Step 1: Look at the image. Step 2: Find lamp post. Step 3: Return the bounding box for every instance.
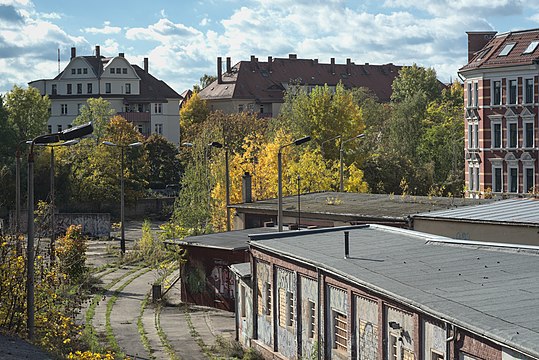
[278,136,311,232]
[209,141,231,231]
[339,133,365,192]
[103,141,143,255]
[35,139,80,261]
[26,122,93,340]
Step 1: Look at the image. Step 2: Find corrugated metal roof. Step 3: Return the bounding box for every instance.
[249,225,539,357]
[413,198,539,226]
[230,262,251,278]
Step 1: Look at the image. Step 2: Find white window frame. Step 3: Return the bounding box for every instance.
[491,121,502,149]
[524,78,534,104]
[524,120,534,148]
[61,104,68,115]
[77,103,83,115]
[524,166,535,194]
[467,82,473,107]
[491,79,502,106]
[125,83,131,94]
[508,166,518,193]
[155,123,163,135]
[105,82,111,94]
[469,164,475,191]
[507,79,518,105]
[507,121,518,149]
[492,165,503,193]
[154,103,162,114]
[473,82,479,107]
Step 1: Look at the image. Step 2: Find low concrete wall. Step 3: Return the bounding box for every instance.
[11,212,111,238]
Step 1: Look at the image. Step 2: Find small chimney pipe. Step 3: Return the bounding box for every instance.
[344,231,350,259]
[242,172,252,203]
[119,52,124,58]
[346,58,351,75]
[144,57,148,72]
[70,47,76,60]
[217,57,223,84]
[95,45,100,59]
[268,56,272,73]
[226,57,231,73]
[331,57,335,75]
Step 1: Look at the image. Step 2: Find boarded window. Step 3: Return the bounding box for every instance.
[334,311,347,352]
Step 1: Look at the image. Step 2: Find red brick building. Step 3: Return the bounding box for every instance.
[459,30,539,197]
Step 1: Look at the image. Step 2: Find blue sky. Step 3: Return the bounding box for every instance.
[0,0,538,95]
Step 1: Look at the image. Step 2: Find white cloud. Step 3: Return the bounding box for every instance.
[199,17,210,26]
[383,0,523,16]
[83,23,122,35]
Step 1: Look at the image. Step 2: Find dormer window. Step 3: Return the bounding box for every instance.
[498,43,515,57]
[523,41,539,54]
[110,68,115,74]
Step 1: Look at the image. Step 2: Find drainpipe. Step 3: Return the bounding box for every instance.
[446,323,455,359]
[317,267,322,360]
[234,276,239,341]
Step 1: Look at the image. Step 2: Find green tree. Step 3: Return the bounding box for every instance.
[144,134,183,187]
[193,74,217,92]
[73,97,115,143]
[5,85,50,142]
[180,92,210,132]
[390,64,441,104]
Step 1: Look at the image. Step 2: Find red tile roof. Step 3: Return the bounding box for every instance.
[199,56,402,103]
[460,29,539,72]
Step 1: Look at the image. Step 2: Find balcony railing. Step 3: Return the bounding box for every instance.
[117,112,151,123]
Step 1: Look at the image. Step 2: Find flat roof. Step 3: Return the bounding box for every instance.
[167,226,278,251]
[233,192,491,222]
[413,197,539,226]
[230,262,251,278]
[249,225,539,358]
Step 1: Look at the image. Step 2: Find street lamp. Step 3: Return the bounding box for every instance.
[35,139,80,262]
[209,141,231,231]
[278,136,311,232]
[339,133,364,192]
[26,122,93,340]
[102,141,143,254]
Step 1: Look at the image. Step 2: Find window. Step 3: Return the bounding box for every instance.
[508,122,517,148]
[474,124,479,149]
[469,165,475,191]
[240,285,246,318]
[116,67,121,74]
[509,167,518,193]
[468,124,473,149]
[47,125,52,133]
[122,68,127,74]
[155,123,163,135]
[333,311,347,352]
[61,104,68,115]
[498,43,515,56]
[125,83,131,94]
[467,83,472,107]
[57,124,63,132]
[523,41,539,54]
[492,123,502,148]
[279,289,294,327]
[67,84,72,94]
[525,78,534,104]
[475,168,480,192]
[493,166,502,192]
[77,83,82,94]
[238,104,244,112]
[525,167,535,193]
[51,84,57,95]
[105,83,111,94]
[77,68,82,74]
[265,283,271,316]
[524,122,534,148]
[77,103,83,115]
[71,68,76,75]
[308,300,315,339]
[87,83,92,94]
[431,350,444,360]
[508,79,517,105]
[389,333,399,360]
[110,68,115,74]
[257,279,271,317]
[492,80,501,105]
[83,68,88,74]
[137,124,143,133]
[154,103,162,113]
[473,82,478,107]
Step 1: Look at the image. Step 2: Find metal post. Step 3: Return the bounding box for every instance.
[15,148,21,255]
[278,150,283,232]
[225,148,231,231]
[120,146,126,254]
[50,147,55,262]
[339,143,344,192]
[297,174,301,229]
[26,151,35,340]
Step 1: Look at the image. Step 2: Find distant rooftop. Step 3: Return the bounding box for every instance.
[249,225,539,358]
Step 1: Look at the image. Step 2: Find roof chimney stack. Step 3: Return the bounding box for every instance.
[95,45,100,59]
[226,57,231,73]
[70,47,76,60]
[144,57,148,73]
[289,54,297,59]
[344,231,350,259]
[217,57,223,84]
[331,57,335,75]
[242,172,252,203]
[466,31,497,62]
[119,52,124,58]
[346,58,351,75]
[268,56,272,73]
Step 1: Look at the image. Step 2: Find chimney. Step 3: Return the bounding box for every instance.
[346,58,351,75]
[95,45,100,59]
[226,57,231,73]
[144,57,148,73]
[217,57,223,84]
[467,31,497,62]
[331,58,335,75]
[242,172,252,203]
[70,47,76,60]
[344,231,350,259]
[268,56,272,73]
[289,54,297,59]
[119,52,124,58]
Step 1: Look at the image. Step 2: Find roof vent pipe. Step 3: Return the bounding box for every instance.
[217,57,223,84]
[144,57,148,73]
[70,47,76,60]
[95,45,100,59]
[344,231,350,259]
[331,57,335,75]
[226,57,231,73]
[346,58,351,75]
[268,56,272,73]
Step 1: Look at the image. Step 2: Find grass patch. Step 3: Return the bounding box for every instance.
[137,293,155,360]
[155,304,180,360]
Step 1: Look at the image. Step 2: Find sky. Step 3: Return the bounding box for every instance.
[0,0,538,95]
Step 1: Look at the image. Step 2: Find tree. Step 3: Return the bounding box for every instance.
[179,92,210,133]
[5,85,50,142]
[390,64,441,104]
[73,97,115,143]
[194,74,217,92]
[144,134,183,187]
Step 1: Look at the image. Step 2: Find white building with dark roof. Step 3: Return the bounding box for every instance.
[29,46,182,144]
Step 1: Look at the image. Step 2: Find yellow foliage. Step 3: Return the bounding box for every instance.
[344,163,369,193]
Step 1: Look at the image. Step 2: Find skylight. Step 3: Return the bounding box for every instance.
[498,43,516,56]
[475,47,491,62]
[523,40,539,54]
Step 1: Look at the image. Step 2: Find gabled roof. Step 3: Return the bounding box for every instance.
[199,56,402,103]
[249,225,539,358]
[460,28,539,72]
